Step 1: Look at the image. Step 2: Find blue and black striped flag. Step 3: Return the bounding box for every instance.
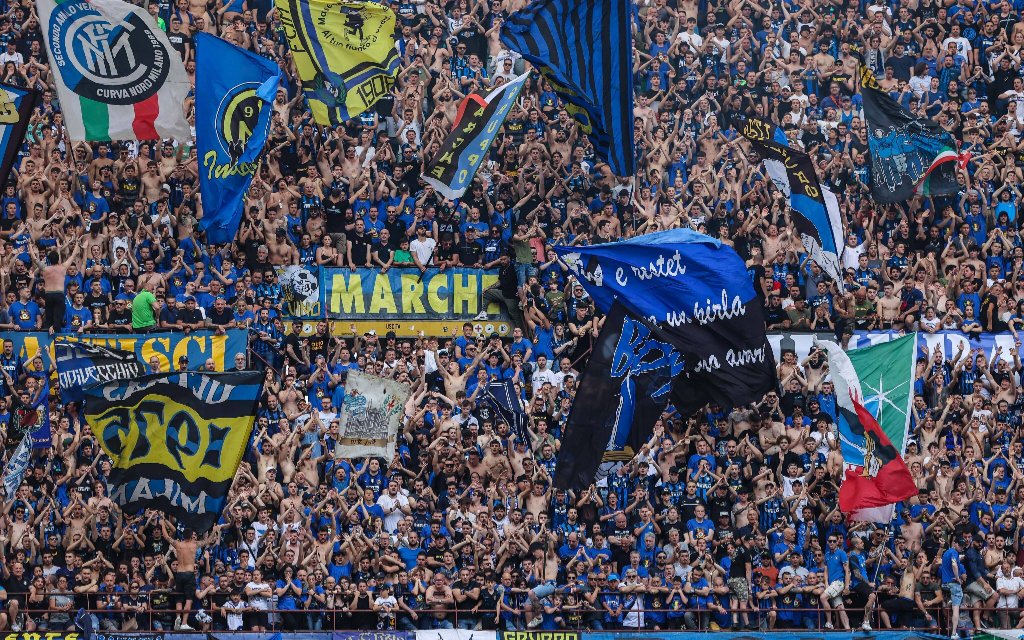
[500,0,635,177]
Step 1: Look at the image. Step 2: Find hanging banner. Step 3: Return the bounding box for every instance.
[37,0,191,141]
[4,330,248,372]
[336,371,410,460]
[279,265,322,319]
[319,267,506,321]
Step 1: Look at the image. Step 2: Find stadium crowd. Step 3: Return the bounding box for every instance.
[1,0,1024,634]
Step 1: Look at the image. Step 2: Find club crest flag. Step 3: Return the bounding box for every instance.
[195,33,282,244]
[336,371,409,460]
[37,0,191,141]
[0,83,37,185]
[54,340,143,405]
[83,371,264,529]
[275,0,399,124]
[424,73,529,199]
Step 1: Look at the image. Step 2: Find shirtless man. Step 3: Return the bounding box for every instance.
[166,524,200,630]
[876,282,901,327]
[31,239,82,334]
[879,556,932,628]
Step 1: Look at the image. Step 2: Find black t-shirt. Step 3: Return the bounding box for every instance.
[456,241,482,266]
[108,307,132,329]
[208,306,234,326]
[349,232,372,265]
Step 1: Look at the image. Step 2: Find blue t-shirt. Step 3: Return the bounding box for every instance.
[940,547,964,584]
[823,547,848,584]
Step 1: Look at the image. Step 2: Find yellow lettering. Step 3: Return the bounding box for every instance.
[426,272,450,314]
[452,272,478,315]
[399,272,426,314]
[329,273,365,314]
[140,337,171,375]
[369,274,398,314]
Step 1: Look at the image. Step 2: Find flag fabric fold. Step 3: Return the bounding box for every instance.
[859,63,966,202]
[54,340,143,406]
[555,301,683,491]
[837,396,919,515]
[741,117,844,283]
[37,0,191,141]
[500,0,635,176]
[195,33,283,244]
[0,83,37,185]
[2,433,31,498]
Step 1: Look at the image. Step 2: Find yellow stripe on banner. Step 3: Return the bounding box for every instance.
[293,320,513,338]
[88,395,254,484]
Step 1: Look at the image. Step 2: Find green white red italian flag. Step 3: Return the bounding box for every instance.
[915,146,971,196]
[37,0,191,141]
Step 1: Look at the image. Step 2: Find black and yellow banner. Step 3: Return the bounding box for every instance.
[83,371,263,529]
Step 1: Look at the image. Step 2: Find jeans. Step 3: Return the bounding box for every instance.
[457,617,478,630]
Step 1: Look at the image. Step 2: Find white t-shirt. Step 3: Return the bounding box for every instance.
[410,237,436,265]
[223,600,247,630]
[245,582,271,610]
[377,492,410,533]
[997,574,1024,608]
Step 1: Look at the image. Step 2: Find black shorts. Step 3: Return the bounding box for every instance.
[245,611,268,628]
[852,582,873,599]
[174,571,197,600]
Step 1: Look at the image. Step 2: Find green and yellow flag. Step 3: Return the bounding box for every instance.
[276,0,399,124]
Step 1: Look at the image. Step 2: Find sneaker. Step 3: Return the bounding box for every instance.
[174,619,182,631]
[951,634,960,640]
[473,312,488,320]
[10,623,21,632]
[825,622,835,630]
[527,616,542,629]
[862,620,872,631]
[179,623,194,631]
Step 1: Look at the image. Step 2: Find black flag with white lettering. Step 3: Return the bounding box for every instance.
[55,340,144,406]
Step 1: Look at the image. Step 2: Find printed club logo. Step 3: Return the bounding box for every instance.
[48,1,170,105]
[216,83,263,163]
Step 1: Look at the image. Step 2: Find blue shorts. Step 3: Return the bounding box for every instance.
[943,582,964,606]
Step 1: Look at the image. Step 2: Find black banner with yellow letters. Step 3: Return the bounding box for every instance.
[83,371,263,529]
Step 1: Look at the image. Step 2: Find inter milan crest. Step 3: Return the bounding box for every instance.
[47,1,171,104]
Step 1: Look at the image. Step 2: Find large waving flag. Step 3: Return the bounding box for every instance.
[821,334,918,521]
[556,301,684,491]
[84,371,263,529]
[37,0,191,141]
[195,34,282,244]
[554,230,777,490]
[275,0,399,124]
[424,73,530,199]
[859,63,966,202]
[500,0,635,177]
[556,229,776,414]
[742,118,844,283]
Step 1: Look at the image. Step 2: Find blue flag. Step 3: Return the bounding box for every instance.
[500,0,635,176]
[483,379,529,441]
[195,33,282,244]
[556,229,776,413]
[29,381,51,449]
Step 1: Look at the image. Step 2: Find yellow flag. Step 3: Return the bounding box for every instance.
[276,0,399,123]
